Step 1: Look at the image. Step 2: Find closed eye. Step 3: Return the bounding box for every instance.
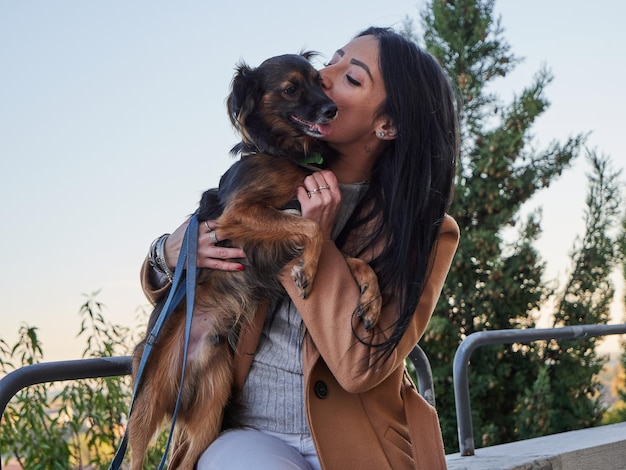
[324,55,361,86]
[347,75,361,86]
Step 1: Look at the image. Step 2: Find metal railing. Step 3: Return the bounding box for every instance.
[409,344,436,407]
[2,325,626,462]
[0,345,434,430]
[453,323,626,456]
[0,356,132,422]
[0,349,432,470]
[0,348,435,468]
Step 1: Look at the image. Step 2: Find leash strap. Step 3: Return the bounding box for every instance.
[110,214,200,469]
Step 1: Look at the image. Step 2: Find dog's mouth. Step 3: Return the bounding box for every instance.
[290,115,333,137]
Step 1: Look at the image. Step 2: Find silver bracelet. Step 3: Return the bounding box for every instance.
[149,234,174,282]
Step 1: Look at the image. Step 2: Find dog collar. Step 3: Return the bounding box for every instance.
[299,152,324,166]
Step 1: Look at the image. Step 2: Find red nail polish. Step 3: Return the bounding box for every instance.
[237,265,245,271]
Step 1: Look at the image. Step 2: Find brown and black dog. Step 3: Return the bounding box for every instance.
[127,52,382,469]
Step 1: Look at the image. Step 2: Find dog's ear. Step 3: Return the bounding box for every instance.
[299,50,320,63]
[197,188,222,221]
[227,62,258,132]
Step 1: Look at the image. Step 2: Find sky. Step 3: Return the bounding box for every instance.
[1,1,625,363]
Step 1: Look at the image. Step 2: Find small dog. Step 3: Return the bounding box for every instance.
[127,52,381,469]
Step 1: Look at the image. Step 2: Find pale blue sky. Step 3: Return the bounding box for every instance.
[1,1,624,361]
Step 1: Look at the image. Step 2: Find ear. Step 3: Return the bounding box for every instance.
[375,118,397,140]
[227,63,257,131]
[300,50,320,63]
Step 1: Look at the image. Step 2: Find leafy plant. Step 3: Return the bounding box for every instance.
[1,325,72,469]
[0,293,167,469]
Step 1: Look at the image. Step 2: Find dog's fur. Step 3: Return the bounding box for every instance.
[127,52,381,469]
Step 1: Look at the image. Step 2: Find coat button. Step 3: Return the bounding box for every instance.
[314,380,328,399]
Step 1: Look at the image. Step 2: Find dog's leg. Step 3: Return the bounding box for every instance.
[216,208,323,298]
[172,343,234,469]
[128,314,187,470]
[345,257,382,330]
[288,218,324,298]
[127,375,168,470]
[167,427,190,469]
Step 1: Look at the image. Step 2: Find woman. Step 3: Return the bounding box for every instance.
[143,27,460,469]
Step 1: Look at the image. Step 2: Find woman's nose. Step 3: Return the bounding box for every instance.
[319,68,331,90]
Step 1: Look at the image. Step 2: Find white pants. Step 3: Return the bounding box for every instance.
[196,428,321,470]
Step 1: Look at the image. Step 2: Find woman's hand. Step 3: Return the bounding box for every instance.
[296,170,341,240]
[161,170,339,273]
[163,218,246,272]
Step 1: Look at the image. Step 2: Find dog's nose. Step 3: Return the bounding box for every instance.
[322,103,338,120]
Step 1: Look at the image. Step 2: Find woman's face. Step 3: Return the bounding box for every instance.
[319,35,389,147]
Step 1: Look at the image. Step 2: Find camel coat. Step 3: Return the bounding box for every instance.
[141,215,459,470]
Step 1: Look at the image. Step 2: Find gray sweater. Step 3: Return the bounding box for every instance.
[239,182,368,433]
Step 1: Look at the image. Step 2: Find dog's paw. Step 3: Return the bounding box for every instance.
[291,260,311,298]
[355,283,382,331]
[344,256,382,331]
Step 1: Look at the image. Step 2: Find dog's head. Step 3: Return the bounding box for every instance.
[227,52,337,163]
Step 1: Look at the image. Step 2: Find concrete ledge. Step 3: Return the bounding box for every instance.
[445,421,626,470]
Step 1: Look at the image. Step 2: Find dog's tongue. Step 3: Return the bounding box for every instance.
[312,123,332,136]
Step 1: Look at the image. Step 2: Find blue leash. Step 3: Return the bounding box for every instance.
[110,214,200,469]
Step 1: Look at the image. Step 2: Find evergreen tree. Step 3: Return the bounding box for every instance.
[515,364,555,439]
[518,153,623,438]
[606,208,626,423]
[414,0,584,450]
[547,154,621,427]
[620,213,626,408]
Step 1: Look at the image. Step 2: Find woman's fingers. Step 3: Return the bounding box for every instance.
[201,258,246,271]
[199,219,246,270]
[159,217,246,272]
[198,243,246,271]
[299,170,341,239]
[303,171,334,198]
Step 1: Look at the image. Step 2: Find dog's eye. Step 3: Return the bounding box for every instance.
[283,85,298,95]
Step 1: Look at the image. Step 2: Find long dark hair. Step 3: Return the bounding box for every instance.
[336,27,459,358]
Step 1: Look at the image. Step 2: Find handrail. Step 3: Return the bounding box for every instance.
[0,356,132,422]
[0,345,435,418]
[408,344,436,407]
[453,324,626,456]
[6,325,623,461]
[0,345,434,454]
